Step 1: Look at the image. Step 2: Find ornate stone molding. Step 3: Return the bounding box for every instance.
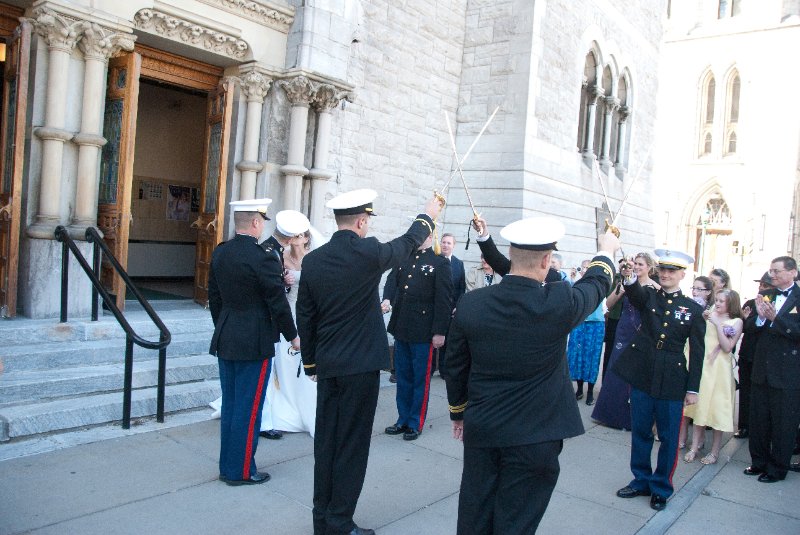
[618,105,630,123]
[239,70,272,102]
[195,0,294,33]
[79,23,136,62]
[28,7,87,52]
[133,9,249,60]
[604,96,620,114]
[278,76,314,106]
[311,83,354,112]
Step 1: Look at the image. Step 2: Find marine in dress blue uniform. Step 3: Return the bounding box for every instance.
[208,199,299,485]
[613,249,705,510]
[444,217,619,535]
[382,236,453,440]
[296,189,442,535]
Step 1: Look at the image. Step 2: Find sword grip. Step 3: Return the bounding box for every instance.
[604,218,620,238]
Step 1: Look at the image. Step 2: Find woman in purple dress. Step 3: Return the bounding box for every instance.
[591,253,659,430]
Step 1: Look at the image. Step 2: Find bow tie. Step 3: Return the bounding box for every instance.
[777,289,791,297]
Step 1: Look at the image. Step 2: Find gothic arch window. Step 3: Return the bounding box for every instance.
[718,0,742,18]
[612,75,631,173]
[724,70,740,155]
[593,66,613,157]
[577,50,598,151]
[697,196,732,228]
[698,71,715,157]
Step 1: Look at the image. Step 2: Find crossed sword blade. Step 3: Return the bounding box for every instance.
[592,146,652,238]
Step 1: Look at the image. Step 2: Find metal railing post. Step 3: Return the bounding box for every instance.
[122,335,134,429]
[157,331,167,423]
[91,240,100,321]
[59,228,69,323]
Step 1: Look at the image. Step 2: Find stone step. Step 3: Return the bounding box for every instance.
[0,309,214,348]
[0,354,219,405]
[0,380,221,441]
[1,332,213,372]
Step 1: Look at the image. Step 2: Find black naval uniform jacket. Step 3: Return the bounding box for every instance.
[208,234,297,361]
[296,215,434,380]
[747,285,800,390]
[477,235,563,283]
[383,247,453,343]
[443,255,615,447]
[613,282,705,400]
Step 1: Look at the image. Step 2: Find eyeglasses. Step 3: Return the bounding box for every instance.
[691,287,710,292]
[768,269,787,275]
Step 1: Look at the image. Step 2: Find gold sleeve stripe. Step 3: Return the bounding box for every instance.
[415,218,433,236]
[587,261,612,277]
[303,364,316,369]
[449,402,468,413]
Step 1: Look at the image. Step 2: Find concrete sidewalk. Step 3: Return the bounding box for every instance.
[1,375,799,534]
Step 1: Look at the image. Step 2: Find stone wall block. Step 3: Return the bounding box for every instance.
[464,26,493,47]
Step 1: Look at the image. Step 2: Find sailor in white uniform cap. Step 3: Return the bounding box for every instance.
[208,198,300,485]
[296,188,442,535]
[443,216,620,534]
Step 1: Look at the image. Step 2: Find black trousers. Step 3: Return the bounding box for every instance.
[737,357,753,430]
[749,381,800,479]
[313,371,380,535]
[457,440,562,535]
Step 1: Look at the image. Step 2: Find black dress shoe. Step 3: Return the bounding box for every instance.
[259,429,283,440]
[788,462,800,473]
[385,424,408,435]
[586,394,595,406]
[650,494,667,511]
[348,527,375,535]
[616,485,651,498]
[734,428,749,439]
[575,392,584,400]
[225,472,271,486]
[403,429,420,441]
[743,466,765,476]
[758,473,781,483]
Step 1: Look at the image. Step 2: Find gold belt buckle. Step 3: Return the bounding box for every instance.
[656,340,664,350]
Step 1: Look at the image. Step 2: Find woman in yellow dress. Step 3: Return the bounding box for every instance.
[684,289,744,464]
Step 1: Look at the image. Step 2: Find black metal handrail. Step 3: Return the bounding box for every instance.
[54,225,172,429]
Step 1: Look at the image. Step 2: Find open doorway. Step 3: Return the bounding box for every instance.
[126,80,207,300]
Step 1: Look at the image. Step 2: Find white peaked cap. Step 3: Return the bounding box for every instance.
[654,249,694,270]
[229,198,272,219]
[326,189,378,216]
[275,210,311,236]
[499,217,565,251]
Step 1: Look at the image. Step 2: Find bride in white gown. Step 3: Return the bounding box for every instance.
[209,226,324,437]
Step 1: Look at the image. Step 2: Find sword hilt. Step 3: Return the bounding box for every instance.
[604,218,620,238]
[434,190,446,208]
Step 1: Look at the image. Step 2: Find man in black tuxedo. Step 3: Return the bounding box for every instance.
[208,199,300,486]
[743,256,800,483]
[614,249,705,511]
[444,217,619,534]
[736,272,774,439]
[382,234,453,440]
[297,189,442,535]
[435,232,464,377]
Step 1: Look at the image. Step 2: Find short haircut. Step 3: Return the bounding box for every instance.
[233,211,258,230]
[710,268,731,288]
[509,246,549,271]
[694,275,714,292]
[442,233,455,242]
[772,256,797,271]
[334,213,363,227]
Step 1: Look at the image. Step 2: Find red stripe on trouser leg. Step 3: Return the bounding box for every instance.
[418,344,434,431]
[667,406,685,486]
[243,358,270,479]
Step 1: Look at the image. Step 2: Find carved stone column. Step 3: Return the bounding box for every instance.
[28,8,88,238]
[235,69,271,201]
[581,85,603,162]
[278,76,313,210]
[599,96,620,169]
[308,84,351,229]
[70,23,136,237]
[614,106,630,172]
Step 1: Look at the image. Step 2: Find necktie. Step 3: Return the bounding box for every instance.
[777,289,791,297]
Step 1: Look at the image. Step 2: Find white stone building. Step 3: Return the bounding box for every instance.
[0,0,665,319]
[653,0,800,292]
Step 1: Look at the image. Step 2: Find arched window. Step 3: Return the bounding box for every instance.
[593,66,612,157]
[577,51,598,151]
[724,71,740,155]
[699,72,715,157]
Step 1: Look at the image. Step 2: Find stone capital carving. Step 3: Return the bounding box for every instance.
[311,83,355,112]
[618,105,630,123]
[278,76,314,106]
[79,23,136,62]
[28,7,88,53]
[133,9,249,60]
[195,0,295,33]
[239,70,272,103]
[589,85,604,104]
[604,96,620,114]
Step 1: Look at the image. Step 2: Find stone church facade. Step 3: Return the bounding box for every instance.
[0,0,665,319]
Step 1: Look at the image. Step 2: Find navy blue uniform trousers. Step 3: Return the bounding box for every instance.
[218,357,271,481]
[393,340,434,432]
[629,387,683,498]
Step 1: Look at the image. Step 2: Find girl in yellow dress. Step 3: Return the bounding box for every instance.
[684,289,744,464]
